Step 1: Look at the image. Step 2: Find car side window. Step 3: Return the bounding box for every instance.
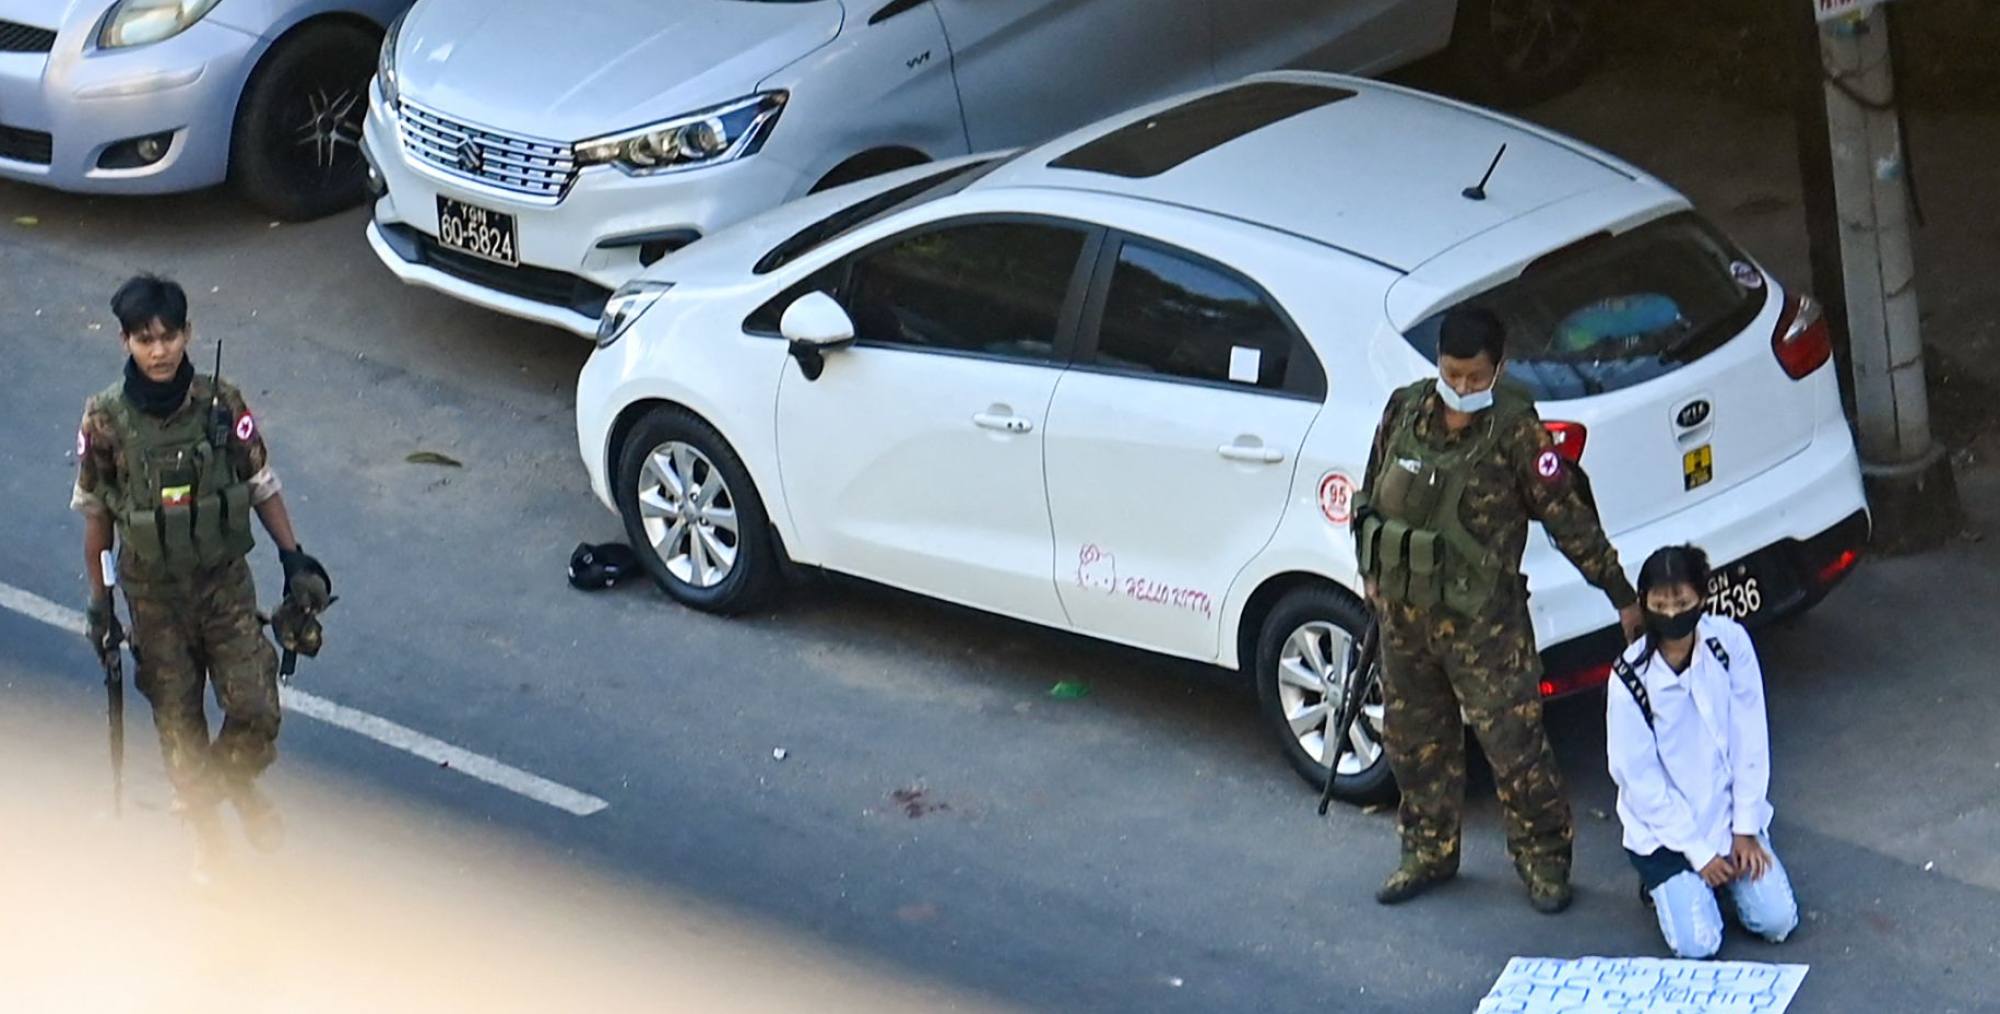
[841,221,1085,363]
[1089,240,1316,396]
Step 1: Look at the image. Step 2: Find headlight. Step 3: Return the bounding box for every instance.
[597,281,674,349]
[575,93,786,176]
[377,11,406,109]
[97,0,222,49]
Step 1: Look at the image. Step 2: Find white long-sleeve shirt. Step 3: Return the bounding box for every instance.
[1606,614,1775,871]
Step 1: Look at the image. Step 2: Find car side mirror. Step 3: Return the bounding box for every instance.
[780,291,856,381]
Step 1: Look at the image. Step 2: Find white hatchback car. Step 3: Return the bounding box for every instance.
[362,0,1596,337]
[575,73,1870,798]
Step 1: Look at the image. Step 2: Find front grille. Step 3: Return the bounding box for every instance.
[0,19,57,53]
[0,124,53,165]
[397,100,577,202]
[379,224,611,319]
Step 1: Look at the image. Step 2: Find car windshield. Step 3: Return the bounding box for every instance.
[1401,212,1767,400]
[754,157,1005,275]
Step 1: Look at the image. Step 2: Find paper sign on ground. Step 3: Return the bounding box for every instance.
[1476,956,1808,1013]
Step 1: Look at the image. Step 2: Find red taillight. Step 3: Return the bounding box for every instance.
[1541,662,1611,699]
[1816,548,1860,586]
[1773,294,1833,380]
[1543,421,1588,465]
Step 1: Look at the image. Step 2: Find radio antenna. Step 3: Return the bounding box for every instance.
[1461,143,1508,202]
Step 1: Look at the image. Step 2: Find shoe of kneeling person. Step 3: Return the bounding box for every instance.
[1376,862,1457,906]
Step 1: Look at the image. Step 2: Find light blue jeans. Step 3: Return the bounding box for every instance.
[1650,831,1799,960]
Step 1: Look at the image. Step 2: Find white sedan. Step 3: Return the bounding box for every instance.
[575,73,1870,798]
[363,0,1595,336]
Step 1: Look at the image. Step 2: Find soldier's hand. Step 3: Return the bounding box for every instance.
[280,546,332,611]
[1618,603,1645,645]
[85,595,118,658]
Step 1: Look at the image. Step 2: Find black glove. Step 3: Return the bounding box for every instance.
[86,595,120,659]
[279,546,332,611]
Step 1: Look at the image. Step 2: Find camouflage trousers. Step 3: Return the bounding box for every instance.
[123,555,281,806]
[1378,594,1573,884]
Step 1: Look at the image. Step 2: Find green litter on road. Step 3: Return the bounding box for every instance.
[1048,681,1090,700]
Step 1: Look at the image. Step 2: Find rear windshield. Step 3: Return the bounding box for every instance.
[1402,213,1767,400]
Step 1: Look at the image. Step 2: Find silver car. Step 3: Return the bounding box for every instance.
[0,0,410,219]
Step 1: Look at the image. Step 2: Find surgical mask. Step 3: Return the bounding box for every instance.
[1435,376,1496,414]
[1644,605,1703,641]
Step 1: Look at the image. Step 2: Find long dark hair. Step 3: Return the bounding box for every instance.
[1633,544,1712,671]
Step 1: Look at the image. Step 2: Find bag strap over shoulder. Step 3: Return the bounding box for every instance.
[1705,636,1730,671]
[1613,656,1654,730]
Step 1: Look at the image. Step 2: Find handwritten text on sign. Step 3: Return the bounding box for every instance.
[1477,956,1808,1013]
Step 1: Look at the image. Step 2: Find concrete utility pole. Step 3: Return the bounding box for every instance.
[1814,3,1961,550]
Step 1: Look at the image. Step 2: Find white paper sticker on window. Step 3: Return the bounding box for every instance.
[1228,346,1262,384]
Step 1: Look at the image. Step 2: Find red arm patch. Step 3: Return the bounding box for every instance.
[1535,448,1564,483]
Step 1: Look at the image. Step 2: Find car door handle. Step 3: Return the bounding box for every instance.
[1218,441,1285,464]
[973,411,1033,434]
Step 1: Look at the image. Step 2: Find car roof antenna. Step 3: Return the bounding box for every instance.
[1461,143,1508,202]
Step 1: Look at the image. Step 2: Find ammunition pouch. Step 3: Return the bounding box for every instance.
[97,380,256,589]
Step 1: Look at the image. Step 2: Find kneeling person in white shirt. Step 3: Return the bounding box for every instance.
[1607,544,1799,960]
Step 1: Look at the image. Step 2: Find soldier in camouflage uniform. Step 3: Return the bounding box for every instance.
[75,276,330,861]
[1353,307,1641,914]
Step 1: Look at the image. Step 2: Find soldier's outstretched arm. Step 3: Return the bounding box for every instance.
[1507,412,1637,610]
[255,492,301,553]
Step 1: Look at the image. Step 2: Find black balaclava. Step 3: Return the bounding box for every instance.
[123,355,194,419]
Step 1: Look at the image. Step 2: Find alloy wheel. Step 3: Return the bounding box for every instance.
[283,84,366,180]
[1275,620,1386,778]
[634,441,741,589]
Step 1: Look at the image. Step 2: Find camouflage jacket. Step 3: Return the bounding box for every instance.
[72,373,279,519]
[1360,381,1636,610]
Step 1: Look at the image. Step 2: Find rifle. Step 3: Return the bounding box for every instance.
[1316,617,1381,816]
[99,549,127,818]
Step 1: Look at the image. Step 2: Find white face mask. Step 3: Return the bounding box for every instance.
[1436,375,1496,414]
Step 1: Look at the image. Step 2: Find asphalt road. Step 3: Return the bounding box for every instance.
[4,104,1998,1013]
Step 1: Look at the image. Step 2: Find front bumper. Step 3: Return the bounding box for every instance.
[364,85,806,337]
[0,18,256,193]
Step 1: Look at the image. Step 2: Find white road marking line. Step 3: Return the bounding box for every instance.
[0,580,609,817]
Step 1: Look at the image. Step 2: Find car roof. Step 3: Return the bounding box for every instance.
[972,72,1645,273]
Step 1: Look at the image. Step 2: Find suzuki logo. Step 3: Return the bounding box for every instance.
[1676,399,1712,429]
[456,138,485,174]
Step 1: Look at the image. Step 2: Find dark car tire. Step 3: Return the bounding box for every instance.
[1254,585,1398,805]
[1449,0,1596,107]
[232,22,380,222]
[614,407,780,615]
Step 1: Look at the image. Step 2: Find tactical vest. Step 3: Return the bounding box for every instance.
[95,381,256,588]
[1357,380,1531,618]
